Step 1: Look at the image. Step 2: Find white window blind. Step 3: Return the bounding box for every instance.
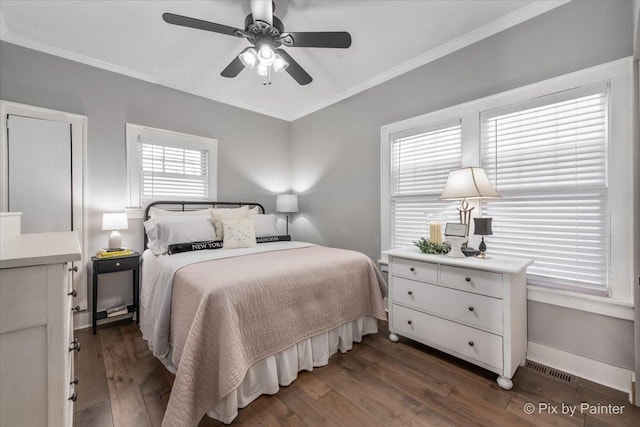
[481,85,609,293]
[139,140,210,205]
[390,122,462,248]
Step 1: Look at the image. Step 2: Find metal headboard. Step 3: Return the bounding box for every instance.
[143,200,266,249]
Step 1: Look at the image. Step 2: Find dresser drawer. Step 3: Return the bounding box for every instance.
[94,256,138,274]
[440,265,503,298]
[392,304,503,371]
[390,258,438,283]
[391,277,503,334]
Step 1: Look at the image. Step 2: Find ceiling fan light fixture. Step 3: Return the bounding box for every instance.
[239,47,258,69]
[257,44,275,66]
[273,53,289,73]
[257,63,269,77]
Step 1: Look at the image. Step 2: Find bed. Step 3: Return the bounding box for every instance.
[139,201,387,426]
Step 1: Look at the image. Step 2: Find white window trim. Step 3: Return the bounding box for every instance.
[125,123,218,215]
[380,57,634,318]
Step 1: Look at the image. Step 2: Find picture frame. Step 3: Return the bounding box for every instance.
[444,222,467,238]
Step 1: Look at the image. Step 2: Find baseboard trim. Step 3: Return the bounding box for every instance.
[527,341,633,398]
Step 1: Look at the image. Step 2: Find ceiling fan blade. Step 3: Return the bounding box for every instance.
[286,32,351,48]
[220,48,250,78]
[276,49,312,85]
[162,12,242,37]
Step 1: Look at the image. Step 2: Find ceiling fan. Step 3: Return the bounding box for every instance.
[162,0,351,85]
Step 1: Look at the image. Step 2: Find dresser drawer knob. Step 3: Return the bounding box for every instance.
[68,289,77,297]
[468,306,474,312]
[409,267,415,272]
[115,262,121,267]
[407,290,413,296]
[69,266,78,272]
[70,378,79,386]
[72,305,81,313]
[465,277,471,282]
[407,320,413,325]
[468,341,474,347]
[69,339,81,353]
[69,392,77,402]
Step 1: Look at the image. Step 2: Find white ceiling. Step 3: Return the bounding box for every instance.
[0,1,568,121]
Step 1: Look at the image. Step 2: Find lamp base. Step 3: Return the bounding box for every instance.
[108,230,123,250]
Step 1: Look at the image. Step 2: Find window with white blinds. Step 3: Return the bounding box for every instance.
[139,141,210,205]
[390,122,462,248]
[126,124,217,208]
[481,85,609,293]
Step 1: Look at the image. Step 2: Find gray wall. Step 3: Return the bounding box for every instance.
[0,41,290,315]
[289,0,635,369]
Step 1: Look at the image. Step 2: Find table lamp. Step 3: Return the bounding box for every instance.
[102,213,128,250]
[440,167,500,236]
[473,217,493,258]
[276,194,299,235]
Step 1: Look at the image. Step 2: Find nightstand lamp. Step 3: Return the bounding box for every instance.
[276,194,299,235]
[474,217,493,258]
[102,213,128,250]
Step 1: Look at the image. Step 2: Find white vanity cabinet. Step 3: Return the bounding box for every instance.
[383,247,533,389]
[0,230,82,427]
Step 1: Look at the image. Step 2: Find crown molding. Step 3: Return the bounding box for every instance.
[289,0,572,121]
[0,30,290,121]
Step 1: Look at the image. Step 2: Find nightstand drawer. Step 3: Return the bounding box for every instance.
[391,277,503,334]
[440,265,502,298]
[390,258,438,283]
[392,304,503,371]
[94,256,138,274]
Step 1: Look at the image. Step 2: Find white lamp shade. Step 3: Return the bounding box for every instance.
[102,213,128,231]
[276,194,299,213]
[440,167,500,200]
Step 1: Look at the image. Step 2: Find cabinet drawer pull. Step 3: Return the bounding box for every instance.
[409,267,415,272]
[407,290,413,296]
[69,392,77,402]
[68,289,77,297]
[69,266,78,272]
[407,320,413,325]
[72,305,81,313]
[468,341,474,347]
[115,262,121,267]
[465,277,471,282]
[69,339,81,353]
[70,378,79,386]
[468,306,474,312]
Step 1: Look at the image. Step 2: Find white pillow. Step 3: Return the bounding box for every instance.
[222,219,257,249]
[254,214,279,237]
[249,206,262,215]
[210,206,250,240]
[144,216,216,255]
[148,206,210,219]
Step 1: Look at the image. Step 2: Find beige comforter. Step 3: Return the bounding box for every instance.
[161,245,387,427]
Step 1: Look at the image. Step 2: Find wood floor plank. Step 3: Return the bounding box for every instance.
[74,400,114,427]
[74,328,110,412]
[292,370,332,400]
[315,389,385,427]
[277,384,344,427]
[250,394,306,427]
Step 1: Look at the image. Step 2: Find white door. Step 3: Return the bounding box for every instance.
[7,115,72,233]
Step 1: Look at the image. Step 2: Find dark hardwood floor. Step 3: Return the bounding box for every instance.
[74,320,639,426]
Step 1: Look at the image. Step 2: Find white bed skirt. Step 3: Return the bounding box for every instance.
[200,315,379,424]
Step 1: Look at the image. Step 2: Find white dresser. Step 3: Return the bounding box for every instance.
[0,224,82,427]
[383,247,533,389]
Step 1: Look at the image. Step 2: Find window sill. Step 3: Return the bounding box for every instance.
[527,285,633,321]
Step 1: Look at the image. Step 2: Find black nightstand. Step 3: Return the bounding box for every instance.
[91,251,140,334]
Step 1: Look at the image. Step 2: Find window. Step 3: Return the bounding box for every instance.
[481,85,609,293]
[387,121,462,248]
[126,124,217,208]
[381,57,633,309]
